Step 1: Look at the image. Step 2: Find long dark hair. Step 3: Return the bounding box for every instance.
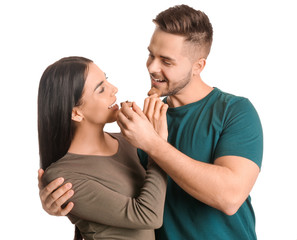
[38,56,93,240]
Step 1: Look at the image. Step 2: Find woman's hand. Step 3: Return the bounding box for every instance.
[38,169,74,216]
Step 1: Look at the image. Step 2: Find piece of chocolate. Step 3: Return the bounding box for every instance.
[148,87,162,97]
[120,101,133,108]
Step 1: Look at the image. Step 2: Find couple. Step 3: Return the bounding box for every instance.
[38,4,263,240]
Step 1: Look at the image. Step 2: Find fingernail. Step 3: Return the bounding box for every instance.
[68,190,74,196]
[66,183,72,188]
[58,178,64,184]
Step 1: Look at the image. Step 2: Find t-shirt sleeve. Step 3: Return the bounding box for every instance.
[137,149,148,170]
[43,162,167,229]
[214,98,263,168]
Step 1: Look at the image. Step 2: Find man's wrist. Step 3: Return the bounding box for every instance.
[144,134,167,158]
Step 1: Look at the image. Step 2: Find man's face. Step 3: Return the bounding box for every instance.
[146,28,193,97]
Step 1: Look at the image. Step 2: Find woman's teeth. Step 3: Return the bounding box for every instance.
[108,101,117,109]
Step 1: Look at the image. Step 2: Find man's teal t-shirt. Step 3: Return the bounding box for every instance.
[138,88,263,240]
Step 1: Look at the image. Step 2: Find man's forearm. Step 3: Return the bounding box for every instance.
[145,136,258,215]
[117,100,259,215]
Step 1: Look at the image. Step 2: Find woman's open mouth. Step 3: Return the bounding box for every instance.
[108,100,119,110]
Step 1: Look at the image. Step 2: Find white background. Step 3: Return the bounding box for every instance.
[1,0,296,239]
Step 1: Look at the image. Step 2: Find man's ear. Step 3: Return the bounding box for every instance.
[192,58,206,76]
[71,107,84,122]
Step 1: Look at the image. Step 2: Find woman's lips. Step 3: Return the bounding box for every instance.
[108,100,118,110]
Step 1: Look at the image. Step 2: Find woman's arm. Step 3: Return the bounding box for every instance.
[38,169,74,216]
[38,99,168,222]
[43,161,167,229]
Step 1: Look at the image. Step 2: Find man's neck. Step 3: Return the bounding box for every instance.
[167,78,213,108]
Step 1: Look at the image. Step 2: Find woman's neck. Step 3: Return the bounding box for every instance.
[68,124,118,156]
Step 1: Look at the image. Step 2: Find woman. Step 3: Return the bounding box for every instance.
[38,56,168,240]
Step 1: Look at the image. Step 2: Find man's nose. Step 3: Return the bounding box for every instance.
[147,58,161,74]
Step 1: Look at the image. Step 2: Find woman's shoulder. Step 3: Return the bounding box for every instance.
[42,154,82,186]
[108,132,124,141]
[108,132,136,151]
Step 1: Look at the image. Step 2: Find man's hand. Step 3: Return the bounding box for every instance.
[38,169,74,216]
[117,99,168,151]
[143,95,168,140]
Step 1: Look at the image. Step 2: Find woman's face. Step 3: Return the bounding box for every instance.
[78,62,119,125]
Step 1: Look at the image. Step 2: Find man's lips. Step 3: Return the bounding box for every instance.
[150,74,167,83]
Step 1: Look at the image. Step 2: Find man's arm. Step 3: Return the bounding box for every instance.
[38,169,74,216]
[117,99,260,216]
[142,139,259,215]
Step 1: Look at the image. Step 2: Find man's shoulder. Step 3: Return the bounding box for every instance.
[214,88,248,105]
[213,88,258,115]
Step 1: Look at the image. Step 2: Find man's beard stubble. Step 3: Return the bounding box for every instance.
[165,70,192,97]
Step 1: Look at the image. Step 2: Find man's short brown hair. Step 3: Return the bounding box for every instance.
[153,4,213,58]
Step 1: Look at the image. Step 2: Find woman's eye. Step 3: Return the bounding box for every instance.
[99,87,105,93]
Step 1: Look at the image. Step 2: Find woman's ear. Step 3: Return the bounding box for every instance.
[71,107,84,122]
[192,58,206,76]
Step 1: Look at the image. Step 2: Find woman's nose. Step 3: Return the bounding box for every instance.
[111,84,118,96]
[106,81,118,96]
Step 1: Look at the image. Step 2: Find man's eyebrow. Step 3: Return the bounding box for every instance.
[94,81,104,92]
[147,47,176,62]
[161,55,176,62]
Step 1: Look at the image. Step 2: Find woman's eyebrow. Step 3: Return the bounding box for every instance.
[94,81,104,92]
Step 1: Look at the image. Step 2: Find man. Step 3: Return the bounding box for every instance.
[39,4,263,239]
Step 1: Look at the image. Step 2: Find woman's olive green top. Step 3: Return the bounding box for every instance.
[43,133,167,240]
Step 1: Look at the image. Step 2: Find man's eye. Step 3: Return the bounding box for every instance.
[163,60,171,66]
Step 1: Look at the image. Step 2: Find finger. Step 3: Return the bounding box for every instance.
[144,93,159,114]
[49,189,74,216]
[160,103,169,119]
[43,182,72,209]
[120,102,136,120]
[39,177,64,201]
[153,100,164,122]
[38,169,44,190]
[146,98,159,120]
[51,189,74,209]
[154,99,164,112]
[59,202,74,216]
[117,110,130,129]
[120,101,133,108]
[143,97,150,115]
[159,104,169,140]
[132,102,146,119]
